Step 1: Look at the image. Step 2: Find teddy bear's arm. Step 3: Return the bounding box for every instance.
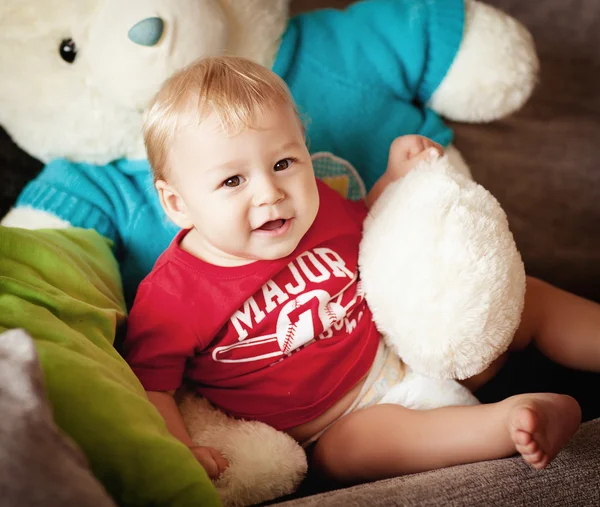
[279,0,465,106]
[3,159,124,245]
[427,0,539,122]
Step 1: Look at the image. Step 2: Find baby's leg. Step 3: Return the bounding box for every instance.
[312,393,580,484]
[512,276,600,370]
[462,276,600,392]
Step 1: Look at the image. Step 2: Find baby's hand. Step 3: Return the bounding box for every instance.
[190,445,229,479]
[365,135,444,209]
[386,135,444,180]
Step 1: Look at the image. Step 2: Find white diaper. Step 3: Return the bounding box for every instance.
[301,340,478,447]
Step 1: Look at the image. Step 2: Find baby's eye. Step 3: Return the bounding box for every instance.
[223,176,243,188]
[274,158,295,172]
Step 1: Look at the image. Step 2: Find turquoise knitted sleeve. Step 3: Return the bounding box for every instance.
[14,158,159,254]
[275,0,464,106]
[16,159,127,246]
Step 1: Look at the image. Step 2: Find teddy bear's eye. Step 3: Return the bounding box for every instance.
[59,39,78,64]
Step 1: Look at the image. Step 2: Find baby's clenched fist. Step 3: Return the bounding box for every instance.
[190,445,229,479]
[386,135,444,180]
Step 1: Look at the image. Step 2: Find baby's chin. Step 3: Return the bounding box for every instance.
[250,242,301,262]
[212,243,299,265]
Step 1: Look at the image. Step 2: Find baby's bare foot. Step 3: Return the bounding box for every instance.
[507,393,581,469]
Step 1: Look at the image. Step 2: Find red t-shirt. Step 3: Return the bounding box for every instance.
[122,180,380,430]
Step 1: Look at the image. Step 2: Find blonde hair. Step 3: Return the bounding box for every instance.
[143,56,303,181]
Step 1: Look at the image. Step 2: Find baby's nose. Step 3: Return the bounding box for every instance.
[128,17,165,47]
[254,178,285,206]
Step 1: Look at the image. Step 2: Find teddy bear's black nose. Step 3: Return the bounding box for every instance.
[128,17,164,47]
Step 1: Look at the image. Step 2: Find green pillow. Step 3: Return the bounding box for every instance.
[0,226,220,507]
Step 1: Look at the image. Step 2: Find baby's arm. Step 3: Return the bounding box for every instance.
[122,281,228,479]
[147,390,228,479]
[365,135,443,209]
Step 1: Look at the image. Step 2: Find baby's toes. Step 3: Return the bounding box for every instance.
[513,429,533,447]
[515,407,538,435]
[520,444,542,460]
[529,452,549,470]
[517,437,539,455]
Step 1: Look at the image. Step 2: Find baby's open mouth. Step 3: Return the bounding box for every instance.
[257,219,286,231]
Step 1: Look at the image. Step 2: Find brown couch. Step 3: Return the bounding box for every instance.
[269,0,600,505]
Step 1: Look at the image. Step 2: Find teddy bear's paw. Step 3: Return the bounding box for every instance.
[359,155,526,380]
[179,394,307,507]
[1,207,72,230]
[429,0,539,123]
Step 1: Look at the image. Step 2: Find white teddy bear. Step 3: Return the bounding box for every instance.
[0,0,535,505]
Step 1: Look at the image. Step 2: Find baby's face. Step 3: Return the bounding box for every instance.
[163,104,319,265]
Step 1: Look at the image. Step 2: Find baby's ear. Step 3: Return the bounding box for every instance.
[155,180,194,229]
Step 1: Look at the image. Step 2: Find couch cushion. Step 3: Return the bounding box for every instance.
[276,417,600,506]
[0,329,116,507]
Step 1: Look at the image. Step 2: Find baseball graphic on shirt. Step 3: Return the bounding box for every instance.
[276,289,345,354]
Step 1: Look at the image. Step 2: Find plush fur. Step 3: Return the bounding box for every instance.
[360,155,526,380]
[2,207,72,229]
[179,394,307,507]
[429,0,539,121]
